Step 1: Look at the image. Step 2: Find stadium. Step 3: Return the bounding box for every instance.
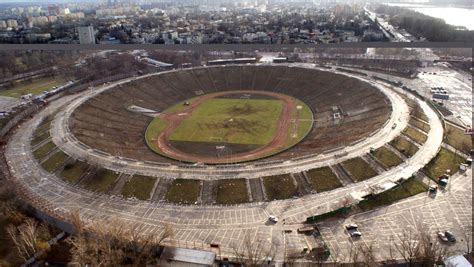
[4,63,452,262]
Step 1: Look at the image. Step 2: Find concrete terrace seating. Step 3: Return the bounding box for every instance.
[70,65,391,164]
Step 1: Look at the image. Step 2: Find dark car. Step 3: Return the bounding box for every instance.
[445,231,456,242]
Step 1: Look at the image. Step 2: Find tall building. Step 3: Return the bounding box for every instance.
[77,26,96,44]
[6,19,18,28]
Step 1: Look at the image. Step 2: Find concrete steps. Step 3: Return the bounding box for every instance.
[110,173,130,195]
[151,178,172,202]
[292,172,313,196]
[201,180,216,204]
[330,164,354,185]
[362,154,386,173]
[249,178,266,202]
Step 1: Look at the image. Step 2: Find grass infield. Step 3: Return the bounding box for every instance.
[145,92,314,162]
[170,98,283,145]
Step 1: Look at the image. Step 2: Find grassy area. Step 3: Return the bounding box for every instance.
[263,174,297,200]
[409,117,430,133]
[215,179,249,204]
[60,161,89,184]
[82,169,119,193]
[285,98,313,146]
[121,175,156,200]
[40,151,68,172]
[305,167,342,192]
[164,97,198,113]
[410,104,429,122]
[359,178,427,211]
[166,179,201,204]
[403,126,428,144]
[35,121,52,133]
[372,146,404,169]
[389,136,419,158]
[32,141,57,160]
[31,130,50,146]
[145,117,168,153]
[0,76,68,98]
[424,148,466,181]
[342,157,378,182]
[170,98,283,145]
[445,124,472,155]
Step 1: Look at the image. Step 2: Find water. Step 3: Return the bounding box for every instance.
[385,3,474,30]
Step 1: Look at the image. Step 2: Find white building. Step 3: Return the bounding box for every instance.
[0,21,6,28]
[77,26,96,44]
[6,19,18,28]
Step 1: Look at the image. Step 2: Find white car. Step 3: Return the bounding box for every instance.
[437,231,448,242]
[268,215,278,223]
[350,231,362,237]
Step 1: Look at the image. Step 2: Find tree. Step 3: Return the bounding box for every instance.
[7,218,51,261]
[391,224,450,266]
[462,223,472,254]
[232,233,274,266]
[67,211,173,266]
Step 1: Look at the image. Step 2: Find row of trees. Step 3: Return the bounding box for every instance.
[375,5,474,42]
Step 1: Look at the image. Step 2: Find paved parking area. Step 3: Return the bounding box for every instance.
[407,64,472,126]
[318,171,472,262]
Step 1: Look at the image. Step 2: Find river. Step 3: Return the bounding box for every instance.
[385,3,474,30]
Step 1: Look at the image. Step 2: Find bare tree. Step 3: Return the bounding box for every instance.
[67,211,173,266]
[392,227,422,266]
[462,223,473,254]
[392,224,451,266]
[359,242,377,267]
[348,242,361,267]
[233,233,274,266]
[7,218,51,261]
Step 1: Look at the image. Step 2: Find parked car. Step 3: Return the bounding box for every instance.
[350,231,362,237]
[268,215,278,223]
[445,231,456,242]
[437,231,448,242]
[428,185,438,194]
[345,224,358,230]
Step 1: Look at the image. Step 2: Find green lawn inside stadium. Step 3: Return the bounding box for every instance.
[169,98,283,145]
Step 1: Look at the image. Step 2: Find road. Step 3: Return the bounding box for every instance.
[4,64,451,263]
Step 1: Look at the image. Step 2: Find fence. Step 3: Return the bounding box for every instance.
[0,104,41,138]
[306,205,352,224]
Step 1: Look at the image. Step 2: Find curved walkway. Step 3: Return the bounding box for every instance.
[4,65,445,262]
